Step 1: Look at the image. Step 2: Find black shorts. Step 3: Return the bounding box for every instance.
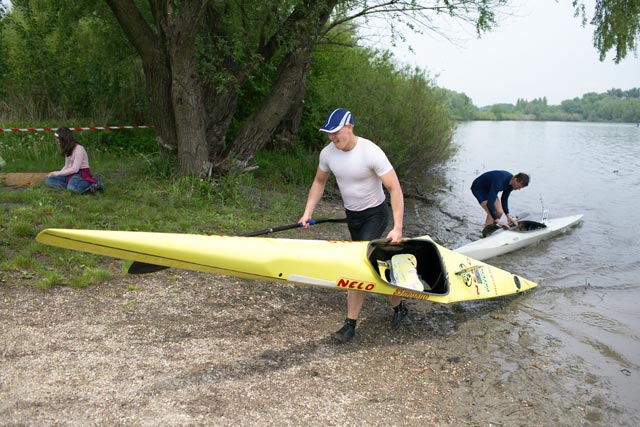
[345,202,389,241]
[471,186,490,204]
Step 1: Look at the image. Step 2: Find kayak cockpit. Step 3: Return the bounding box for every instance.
[483,220,547,237]
[367,238,449,295]
[514,220,547,232]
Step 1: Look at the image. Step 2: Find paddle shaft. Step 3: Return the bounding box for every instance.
[127,218,347,274]
[239,218,346,237]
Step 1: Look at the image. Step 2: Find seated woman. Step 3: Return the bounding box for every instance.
[45,127,105,194]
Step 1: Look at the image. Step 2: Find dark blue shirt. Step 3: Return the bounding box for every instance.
[471,170,514,220]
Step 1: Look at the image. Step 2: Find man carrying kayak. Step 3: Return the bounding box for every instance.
[471,170,530,230]
[298,108,406,343]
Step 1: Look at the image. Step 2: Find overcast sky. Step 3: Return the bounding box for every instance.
[380,0,640,107]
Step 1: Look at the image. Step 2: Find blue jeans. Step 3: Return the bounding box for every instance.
[45,173,92,193]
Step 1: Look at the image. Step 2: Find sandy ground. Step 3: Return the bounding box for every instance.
[0,201,626,426]
[1,270,616,427]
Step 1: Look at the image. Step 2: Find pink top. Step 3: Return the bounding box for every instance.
[52,144,91,177]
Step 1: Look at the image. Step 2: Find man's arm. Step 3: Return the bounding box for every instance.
[380,169,404,244]
[500,188,518,226]
[299,167,330,227]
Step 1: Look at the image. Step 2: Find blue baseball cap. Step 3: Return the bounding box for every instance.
[319,108,354,133]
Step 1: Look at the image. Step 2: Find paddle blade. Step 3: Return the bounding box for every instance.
[128,261,170,274]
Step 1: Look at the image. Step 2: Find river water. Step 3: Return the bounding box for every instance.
[407,121,639,424]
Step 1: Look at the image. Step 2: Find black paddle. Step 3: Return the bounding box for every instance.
[127,217,347,275]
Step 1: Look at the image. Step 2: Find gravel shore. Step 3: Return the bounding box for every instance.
[0,266,613,426]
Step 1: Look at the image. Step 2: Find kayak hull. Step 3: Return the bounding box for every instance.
[36,228,537,304]
[454,214,583,261]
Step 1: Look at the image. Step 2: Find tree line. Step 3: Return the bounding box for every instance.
[443,88,640,123]
[1,0,505,178]
[1,1,638,177]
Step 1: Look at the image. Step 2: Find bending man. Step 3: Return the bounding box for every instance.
[471,170,529,228]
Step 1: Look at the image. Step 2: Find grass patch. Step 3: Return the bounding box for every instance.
[1,140,335,288]
[36,272,65,289]
[69,268,113,288]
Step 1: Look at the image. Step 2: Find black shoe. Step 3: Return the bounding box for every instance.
[332,321,356,342]
[390,302,408,329]
[87,182,105,194]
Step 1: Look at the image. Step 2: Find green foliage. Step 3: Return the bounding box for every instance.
[0,127,157,172]
[9,221,37,238]
[301,35,455,181]
[69,268,112,288]
[435,88,477,120]
[166,172,254,207]
[0,0,146,123]
[36,271,64,289]
[588,0,640,63]
[490,104,505,121]
[254,146,320,186]
[197,0,316,135]
[476,89,640,122]
[0,130,59,171]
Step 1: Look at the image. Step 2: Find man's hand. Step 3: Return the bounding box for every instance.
[386,228,403,244]
[298,214,313,229]
[494,219,511,228]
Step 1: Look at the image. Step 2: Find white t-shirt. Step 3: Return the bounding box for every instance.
[52,144,91,177]
[319,137,393,211]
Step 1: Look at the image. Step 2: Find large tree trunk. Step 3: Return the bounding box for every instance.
[272,63,310,148]
[205,84,240,169]
[165,3,211,176]
[105,0,177,153]
[106,0,210,176]
[226,48,312,167]
[224,0,338,168]
[170,55,211,176]
[141,52,178,153]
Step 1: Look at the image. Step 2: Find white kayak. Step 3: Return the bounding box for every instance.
[454,214,583,261]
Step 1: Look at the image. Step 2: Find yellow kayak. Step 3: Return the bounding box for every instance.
[35,229,537,303]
